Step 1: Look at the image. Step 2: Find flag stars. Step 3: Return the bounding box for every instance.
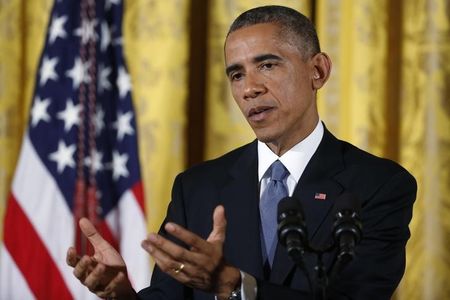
[100,22,112,52]
[31,96,51,127]
[48,140,76,173]
[94,106,105,136]
[112,150,129,180]
[66,57,90,89]
[39,56,59,86]
[74,19,98,44]
[114,111,134,141]
[48,15,67,44]
[57,99,81,132]
[105,0,121,10]
[98,64,112,93]
[116,67,132,98]
[85,150,104,173]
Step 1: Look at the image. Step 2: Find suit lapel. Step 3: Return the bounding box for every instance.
[270,126,345,284]
[219,141,264,279]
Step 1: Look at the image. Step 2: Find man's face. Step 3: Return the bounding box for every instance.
[225,23,319,155]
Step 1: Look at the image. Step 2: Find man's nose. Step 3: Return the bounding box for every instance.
[243,73,267,100]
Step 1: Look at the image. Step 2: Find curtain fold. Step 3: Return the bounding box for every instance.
[316,0,389,157]
[317,1,450,298]
[397,0,450,299]
[123,0,188,234]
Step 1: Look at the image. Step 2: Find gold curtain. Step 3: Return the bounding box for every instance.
[397,0,450,299]
[205,0,311,159]
[0,0,53,241]
[317,0,389,157]
[123,0,188,233]
[316,0,450,298]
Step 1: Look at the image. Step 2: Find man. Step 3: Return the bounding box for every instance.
[67,5,416,300]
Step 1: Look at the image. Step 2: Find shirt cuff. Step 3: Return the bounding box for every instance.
[214,270,257,300]
[240,270,257,300]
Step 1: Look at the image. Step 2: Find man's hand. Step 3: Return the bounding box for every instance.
[141,205,241,300]
[66,218,136,299]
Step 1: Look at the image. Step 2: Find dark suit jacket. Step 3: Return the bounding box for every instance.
[138,126,417,300]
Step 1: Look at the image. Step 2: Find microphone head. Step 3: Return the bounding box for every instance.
[334,192,361,214]
[333,192,362,244]
[277,197,308,247]
[277,196,304,223]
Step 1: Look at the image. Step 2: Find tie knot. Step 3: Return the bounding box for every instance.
[270,160,289,182]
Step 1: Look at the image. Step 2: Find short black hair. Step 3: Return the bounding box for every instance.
[227,5,321,59]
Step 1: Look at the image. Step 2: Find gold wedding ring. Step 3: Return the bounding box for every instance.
[173,263,185,274]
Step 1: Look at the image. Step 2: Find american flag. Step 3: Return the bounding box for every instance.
[0,0,150,299]
[314,193,327,200]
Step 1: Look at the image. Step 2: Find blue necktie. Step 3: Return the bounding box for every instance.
[260,160,289,266]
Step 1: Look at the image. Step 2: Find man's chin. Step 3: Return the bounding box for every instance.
[254,132,278,144]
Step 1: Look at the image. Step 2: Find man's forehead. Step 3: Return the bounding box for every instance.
[224,24,299,64]
[225,22,282,44]
[225,24,281,55]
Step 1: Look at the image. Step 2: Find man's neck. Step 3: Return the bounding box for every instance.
[266,120,320,156]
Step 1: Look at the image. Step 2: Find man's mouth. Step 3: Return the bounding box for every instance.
[248,106,274,121]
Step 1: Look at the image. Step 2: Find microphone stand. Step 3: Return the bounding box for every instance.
[315,251,327,300]
[289,243,332,300]
[278,194,362,300]
[289,241,338,300]
[301,235,358,300]
[287,246,315,299]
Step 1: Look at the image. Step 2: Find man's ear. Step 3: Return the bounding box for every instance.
[311,52,332,90]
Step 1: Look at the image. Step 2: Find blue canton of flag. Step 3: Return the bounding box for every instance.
[0,0,150,299]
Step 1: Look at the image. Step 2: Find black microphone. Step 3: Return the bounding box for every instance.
[277,197,314,295]
[277,196,308,264]
[329,192,362,280]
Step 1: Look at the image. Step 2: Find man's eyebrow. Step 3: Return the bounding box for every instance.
[225,64,242,77]
[253,54,282,63]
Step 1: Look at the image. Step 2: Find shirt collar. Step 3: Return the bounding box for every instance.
[258,121,324,182]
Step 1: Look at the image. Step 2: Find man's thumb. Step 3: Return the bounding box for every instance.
[208,205,227,243]
[79,217,108,251]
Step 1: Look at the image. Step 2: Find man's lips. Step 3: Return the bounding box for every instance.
[247,106,275,121]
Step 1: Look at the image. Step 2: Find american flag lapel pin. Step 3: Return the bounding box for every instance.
[314,192,327,200]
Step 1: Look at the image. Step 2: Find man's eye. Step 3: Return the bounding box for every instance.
[261,63,275,70]
[231,73,243,81]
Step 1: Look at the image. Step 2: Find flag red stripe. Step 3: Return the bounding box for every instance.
[131,181,145,214]
[3,193,73,300]
[98,219,119,251]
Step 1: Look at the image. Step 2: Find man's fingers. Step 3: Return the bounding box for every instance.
[142,235,202,268]
[142,239,179,271]
[102,271,126,296]
[66,247,80,267]
[164,223,209,251]
[96,272,127,298]
[84,263,106,292]
[207,205,227,243]
[73,255,97,282]
[141,214,229,293]
[146,233,205,264]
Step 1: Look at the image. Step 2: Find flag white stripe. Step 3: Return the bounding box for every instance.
[12,135,98,299]
[118,189,151,290]
[0,245,35,300]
